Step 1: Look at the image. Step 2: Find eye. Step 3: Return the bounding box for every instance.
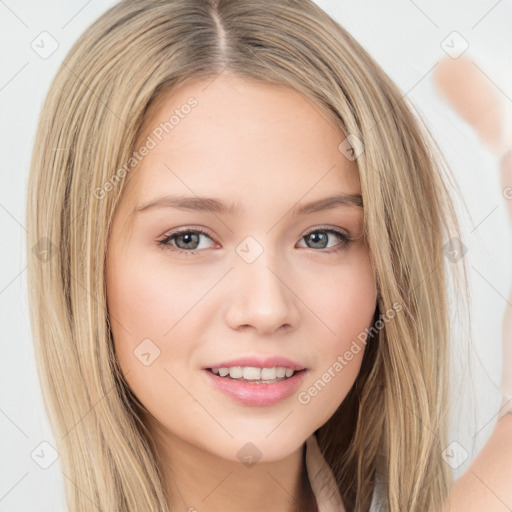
[297,227,356,253]
[157,226,357,255]
[158,227,216,255]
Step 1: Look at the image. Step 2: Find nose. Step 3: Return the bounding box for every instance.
[224,250,300,335]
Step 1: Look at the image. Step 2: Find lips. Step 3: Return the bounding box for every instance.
[201,355,309,406]
[202,366,308,406]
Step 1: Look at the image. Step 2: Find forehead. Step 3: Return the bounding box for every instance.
[120,74,361,215]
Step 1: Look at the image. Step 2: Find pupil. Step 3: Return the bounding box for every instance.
[179,233,199,249]
[309,232,327,248]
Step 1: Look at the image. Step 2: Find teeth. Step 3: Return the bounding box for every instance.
[261,367,276,380]
[210,366,298,381]
[229,366,244,379]
[276,367,286,378]
[242,367,260,380]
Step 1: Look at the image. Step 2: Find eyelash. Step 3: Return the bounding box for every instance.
[157,226,357,256]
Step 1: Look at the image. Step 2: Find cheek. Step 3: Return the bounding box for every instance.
[329,269,376,350]
[105,249,221,399]
[105,252,199,418]
[106,252,202,351]
[295,249,376,419]
[303,248,377,351]
[106,249,181,377]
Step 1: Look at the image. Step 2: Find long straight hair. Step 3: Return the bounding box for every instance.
[26,1,469,510]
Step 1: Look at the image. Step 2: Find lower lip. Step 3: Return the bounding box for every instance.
[202,369,308,407]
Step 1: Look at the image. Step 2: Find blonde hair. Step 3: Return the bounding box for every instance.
[26,0,469,510]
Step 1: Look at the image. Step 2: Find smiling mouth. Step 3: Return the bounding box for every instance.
[202,366,308,406]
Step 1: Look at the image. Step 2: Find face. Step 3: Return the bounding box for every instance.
[105,74,377,464]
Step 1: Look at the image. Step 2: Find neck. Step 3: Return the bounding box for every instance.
[148,424,318,512]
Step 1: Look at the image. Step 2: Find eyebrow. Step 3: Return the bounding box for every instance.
[134,193,363,216]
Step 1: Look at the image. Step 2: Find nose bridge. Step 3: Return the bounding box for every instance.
[225,235,299,332]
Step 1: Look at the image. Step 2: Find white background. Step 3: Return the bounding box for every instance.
[1,0,511,510]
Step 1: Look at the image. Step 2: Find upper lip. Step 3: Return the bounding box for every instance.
[204,356,306,371]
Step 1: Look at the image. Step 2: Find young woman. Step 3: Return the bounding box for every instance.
[26,0,512,511]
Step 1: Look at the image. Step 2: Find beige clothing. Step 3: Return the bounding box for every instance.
[305,434,384,512]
